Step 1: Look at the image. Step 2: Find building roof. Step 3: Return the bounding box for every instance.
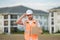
[0,5,48,14]
[53,7,60,9]
[49,7,60,12]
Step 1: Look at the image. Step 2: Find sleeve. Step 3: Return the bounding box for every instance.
[36,20,41,28]
[22,17,27,26]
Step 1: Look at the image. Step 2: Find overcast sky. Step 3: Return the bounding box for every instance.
[0,0,60,11]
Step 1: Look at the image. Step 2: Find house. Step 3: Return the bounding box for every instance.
[49,7,60,34]
[0,5,49,34]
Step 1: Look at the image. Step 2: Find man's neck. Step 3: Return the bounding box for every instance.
[28,18,33,21]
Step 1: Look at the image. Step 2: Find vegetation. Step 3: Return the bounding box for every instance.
[11,27,24,34]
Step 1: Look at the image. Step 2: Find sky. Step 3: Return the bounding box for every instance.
[0,0,60,11]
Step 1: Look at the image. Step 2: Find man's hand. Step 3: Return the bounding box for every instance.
[16,13,27,25]
[21,13,27,18]
[38,28,43,34]
[39,30,43,34]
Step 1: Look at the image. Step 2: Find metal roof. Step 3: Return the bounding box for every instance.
[0,5,48,14]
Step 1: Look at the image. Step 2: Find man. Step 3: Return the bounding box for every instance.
[16,10,42,40]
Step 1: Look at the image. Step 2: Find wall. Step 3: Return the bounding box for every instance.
[0,14,4,34]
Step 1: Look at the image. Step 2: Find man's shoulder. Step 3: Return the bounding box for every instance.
[24,19,37,22]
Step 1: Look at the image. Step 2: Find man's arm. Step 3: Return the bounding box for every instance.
[36,21,43,34]
[16,14,26,25]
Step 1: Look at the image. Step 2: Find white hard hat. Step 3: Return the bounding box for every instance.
[26,9,33,15]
